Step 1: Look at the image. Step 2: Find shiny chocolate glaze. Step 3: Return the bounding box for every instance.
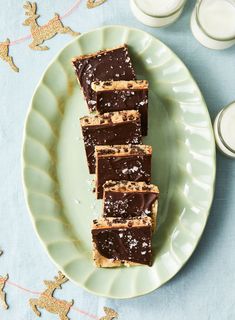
[92,225,152,266]
[96,89,148,135]
[103,191,158,218]
[96,154,151,199]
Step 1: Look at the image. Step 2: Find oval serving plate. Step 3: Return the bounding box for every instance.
[22,25,216,299]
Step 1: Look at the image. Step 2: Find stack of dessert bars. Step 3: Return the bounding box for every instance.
[72,45,159,268]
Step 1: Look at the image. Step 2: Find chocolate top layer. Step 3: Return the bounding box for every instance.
[95,88,148,135]
[92,225,152,266]
[103,191,158,218]
[82,121,142,173]
[72,45,136,111]
[96,153,152,198]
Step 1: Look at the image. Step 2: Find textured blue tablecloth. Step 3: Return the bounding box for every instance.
[0,1,235,319]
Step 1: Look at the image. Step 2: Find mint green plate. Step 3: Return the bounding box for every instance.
[22,25,216,299]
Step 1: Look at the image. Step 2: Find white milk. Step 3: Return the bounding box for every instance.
[220,103,235,151]
[191,0,235,50]
[199,0,235,39]
[135,0,184,16]
[130,0,186,27]
[214,102,235,158]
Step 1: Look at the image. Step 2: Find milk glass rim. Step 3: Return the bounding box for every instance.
[196,0,235,42]
[133,0,187,18]
[217,101,235,154]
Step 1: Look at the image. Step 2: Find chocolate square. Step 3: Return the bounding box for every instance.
[80,111,142,173]
[72,45,136,112]
[92,217,152,267]
[92,80,149,135]
[95,145,152,199]
[103,181,159,230]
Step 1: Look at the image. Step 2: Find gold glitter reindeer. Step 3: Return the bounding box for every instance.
[29,271,74,320]
[0,274,9,310]
[0,39,19,72]
[100,307,119,320]
[87,0,108,8]
[23,2,79,51]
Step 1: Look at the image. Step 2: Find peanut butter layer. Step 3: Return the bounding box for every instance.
[95,144,152,156]
[103,180,159,193]
[80,110,140,126]
[91,80,148,91]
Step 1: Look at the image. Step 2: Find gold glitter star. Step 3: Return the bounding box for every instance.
[100,307,119,320]
[23,2,79,51]
[0,39,19,72]
[87,0,108,9]
[29,271,74,319]
[0,274,9,310]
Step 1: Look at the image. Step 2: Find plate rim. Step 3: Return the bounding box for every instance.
[22,24,216,299]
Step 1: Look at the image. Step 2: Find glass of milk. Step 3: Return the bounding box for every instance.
[130,0,187,27]
[191,0,235,50]
[214,102,235,158]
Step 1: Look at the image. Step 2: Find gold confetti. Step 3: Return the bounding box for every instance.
[29,271,74,319]
[0,39,19,72]
[0,274,9,310]
[23,2,79,51]
[87,0,107,9]
[100,307,119,320]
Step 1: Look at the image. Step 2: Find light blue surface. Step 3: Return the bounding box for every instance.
[0,1,235,319]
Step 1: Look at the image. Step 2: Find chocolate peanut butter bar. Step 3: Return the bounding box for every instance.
[92,216,152,267]
[72,45,136,112]
[80,110,142,173]
[103,181,159,230]
[92,80,149,135]
[95,145,152,199]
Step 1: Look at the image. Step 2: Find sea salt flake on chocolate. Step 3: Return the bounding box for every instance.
[129,239,138,249]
